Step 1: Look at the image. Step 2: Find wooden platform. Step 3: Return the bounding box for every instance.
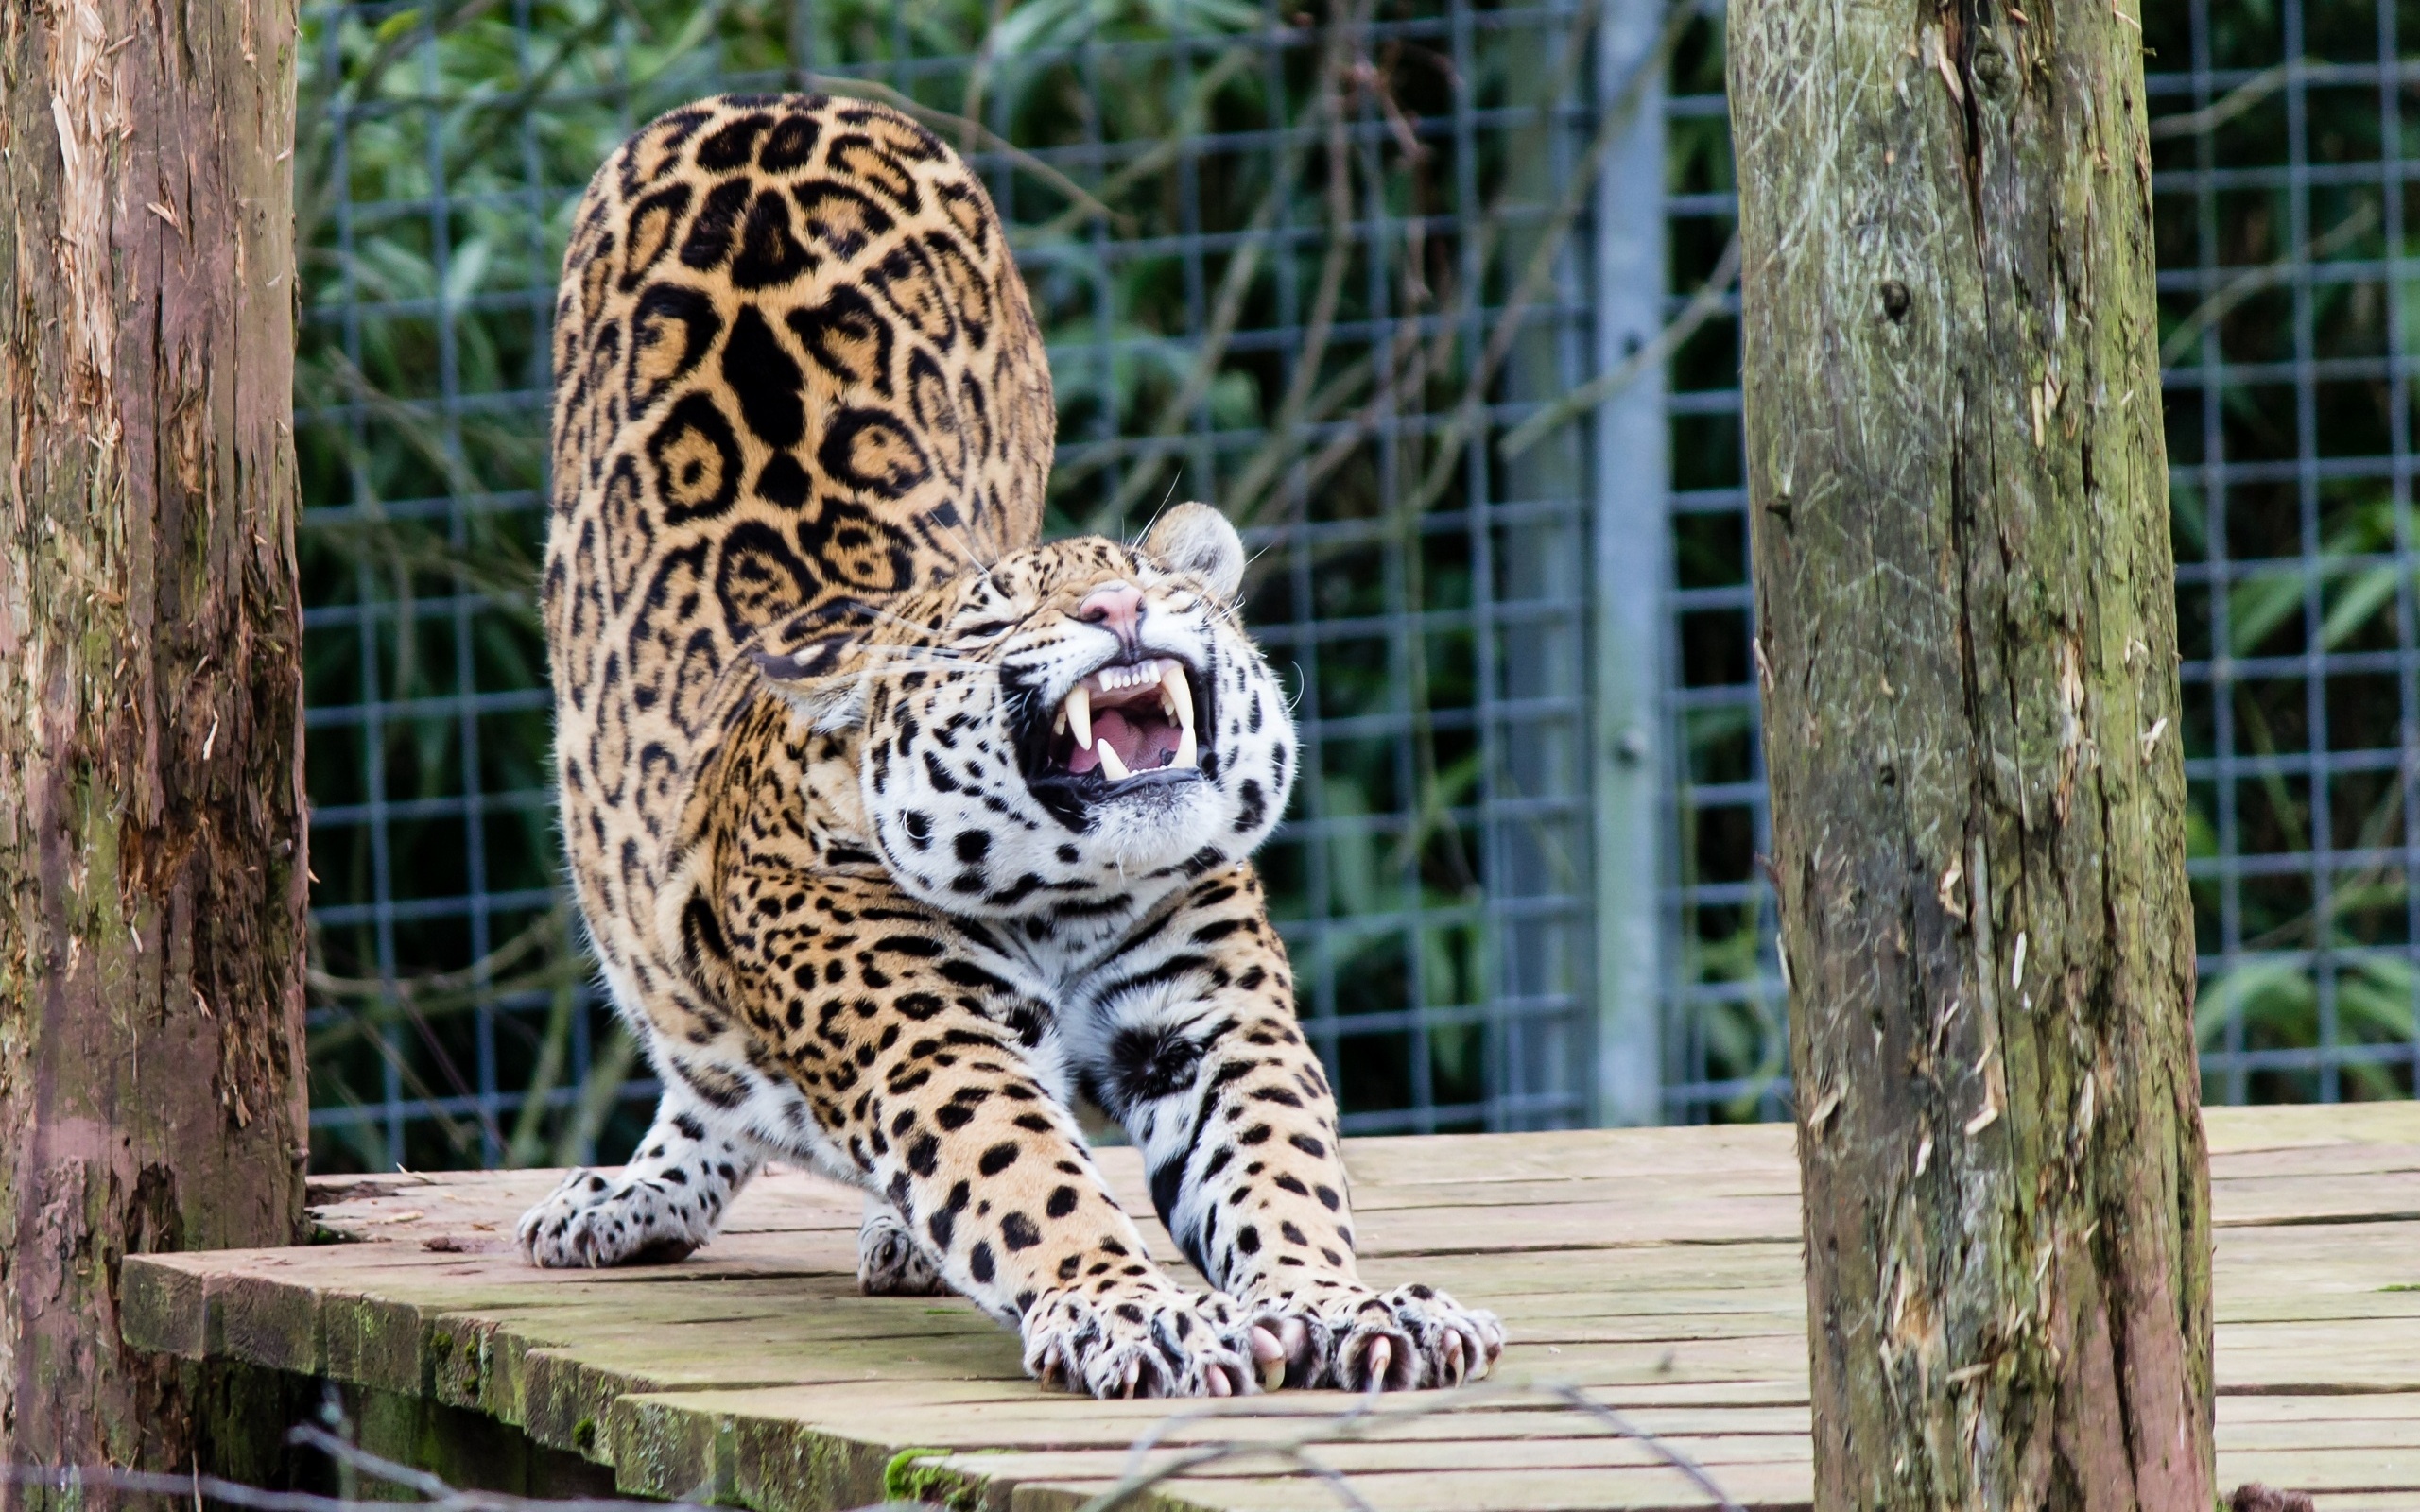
[126,1105,2420,1511]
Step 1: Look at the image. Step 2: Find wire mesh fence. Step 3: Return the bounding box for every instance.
[1655,0,2420,1119]
[297,0,2420,1171]
[298,0,1633,1171]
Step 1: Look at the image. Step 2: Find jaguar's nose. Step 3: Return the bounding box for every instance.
[1077,581,1146,646]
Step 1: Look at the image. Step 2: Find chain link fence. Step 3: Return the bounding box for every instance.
[298,0,1635,1171]
[298,0,2420,1172]
[1656,0,2420,1119]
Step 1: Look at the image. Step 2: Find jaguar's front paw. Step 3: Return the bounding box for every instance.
[515,1167,717,1267]
[1250,1282,1505,1391]
[1022,1285,1274,1400]
[857,1201,950,1297]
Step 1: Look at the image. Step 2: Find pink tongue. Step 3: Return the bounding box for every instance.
[1066,709,1181,776]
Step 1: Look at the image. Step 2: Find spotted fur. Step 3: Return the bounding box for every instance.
[521,92,1502,1399]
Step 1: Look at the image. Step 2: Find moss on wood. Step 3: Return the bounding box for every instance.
[0,0,307,1482]
[1726,0,2215,1504]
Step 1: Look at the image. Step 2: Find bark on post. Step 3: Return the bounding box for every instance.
[1727,0,2213,1507]
[0,0,307,1488]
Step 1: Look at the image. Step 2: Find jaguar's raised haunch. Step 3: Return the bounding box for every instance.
[524,91,1503,1399]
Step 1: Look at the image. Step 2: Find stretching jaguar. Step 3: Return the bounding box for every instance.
[520,92,1502,1399]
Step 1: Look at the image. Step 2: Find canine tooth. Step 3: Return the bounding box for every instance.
[1054,707,1068,736]
[1161,663,1194,733]
[1162,663,1198,768]
[1066,685,1092,749]
[1096,741,1132,781]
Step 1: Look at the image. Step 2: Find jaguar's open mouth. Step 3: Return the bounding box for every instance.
[1022,653,1212,809]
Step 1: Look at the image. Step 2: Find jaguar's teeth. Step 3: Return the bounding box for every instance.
[1096,740,1132,781]
[1162,662,1198,769]
[1065,684,1092,749]
[1160,662,1194,732]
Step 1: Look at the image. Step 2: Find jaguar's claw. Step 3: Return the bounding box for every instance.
[1252,1325,1287,1392]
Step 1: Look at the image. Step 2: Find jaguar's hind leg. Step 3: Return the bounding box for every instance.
[518,1079,762,1266]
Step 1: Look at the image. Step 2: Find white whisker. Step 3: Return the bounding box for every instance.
[1130,475,1184,550]
[926,508,1002,591]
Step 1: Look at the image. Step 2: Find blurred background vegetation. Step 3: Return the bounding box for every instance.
[298,0,2420,1173]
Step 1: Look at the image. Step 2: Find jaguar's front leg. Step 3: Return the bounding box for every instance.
[1087,867,1505,1391]
[717,872,1277,1399]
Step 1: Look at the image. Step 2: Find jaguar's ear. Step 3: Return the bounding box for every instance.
[752,614,871,732]
[1143,502,1245,605]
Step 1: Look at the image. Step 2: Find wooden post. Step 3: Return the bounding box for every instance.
[0,0,307,1489]
[1727,0,2213,1507]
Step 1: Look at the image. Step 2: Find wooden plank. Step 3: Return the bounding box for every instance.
[2209,1143,2420,1180]
[2220,1418,2420,1451]
[2210,1171,2420,1228]
[2202,1103,2420,1152]
[1351,1203,1796,1253]
[2208,1447,2420,1493]
[132,1113,2420,1512]
[1335,1127,1798,1186]
[2221,1394,2420,1424]
[1006,1462,1819,1512]
[910,1435,1814,1484]
[1341,1173,1802,1214]
[2218,1290,2420,1327]
[2214,1318,2420,1395]
[1357,1246,1806,1297]
[666,1400,1821,1454]
[1339,1165,2420,1228]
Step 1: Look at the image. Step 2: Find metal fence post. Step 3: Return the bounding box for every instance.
[1589,0,1670,1126]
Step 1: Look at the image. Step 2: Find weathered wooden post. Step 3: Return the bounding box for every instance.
[0,0,308,1489]
[1727,0,2213,1506]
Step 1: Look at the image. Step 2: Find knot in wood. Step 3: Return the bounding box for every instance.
[1880,280,1911,322]
[1973,42,2008,92]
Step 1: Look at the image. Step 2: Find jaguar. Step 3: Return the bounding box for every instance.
[519,90,1504,1400]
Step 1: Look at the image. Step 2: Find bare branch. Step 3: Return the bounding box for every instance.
[1051,1380,1746,1512]
[1545,1385,1746,1512]
[1499,233,1741,460]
